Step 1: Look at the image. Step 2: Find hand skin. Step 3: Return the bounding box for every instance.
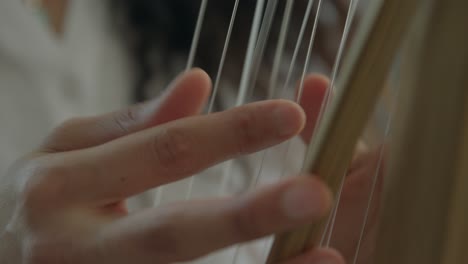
[0,68,381,264]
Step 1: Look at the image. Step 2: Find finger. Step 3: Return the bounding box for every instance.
[329,146,385,262]
[40,68,211,152]
[95,176,332,264]
[64,99,306,203]
[298,74,329,144]
[284,248,345,264]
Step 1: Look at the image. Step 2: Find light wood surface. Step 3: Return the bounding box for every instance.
[266,0,421,262]
[374,0,468,262]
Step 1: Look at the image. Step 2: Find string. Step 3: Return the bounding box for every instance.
[245,0,280,188]
[235,0,266,106]
[318,175,345,246]
[325,0,360,107]
[352,83,400,264]
[247,0,280,100]
[275,0,325,182]
[228,1,282,262]
[255,0,325,260]
[251,0,294,190]
[185,0,241,200]
[279,0,315,98]
[219,0,266,197]
[154,0,209,206]
[314,0,361,246]
[297,0,324,102]
[314,0,360,144]
[186,0,208,71]
[273,0,319,180]
[269,0,294,98]
[207,0,240,113]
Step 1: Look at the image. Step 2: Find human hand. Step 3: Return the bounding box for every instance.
[0,69,344,264]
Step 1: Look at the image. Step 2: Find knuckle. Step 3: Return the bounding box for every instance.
[112,105,141,134]
[42,118,86,152]
[20,158,68,211]
[233,108,260,155]
[150,128,192,174]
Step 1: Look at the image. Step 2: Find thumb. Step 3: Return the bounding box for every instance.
[40,68,212,152]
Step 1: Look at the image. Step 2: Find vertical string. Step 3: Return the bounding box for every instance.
[352,84,400,264]
[244,0,280,189]
[324,175,345,247]
[207,0,240,113]
[219,0,266,197]
[297,0,324,102]
[272,0,316,181]
[251,0,294,191]
[248,0,280,97]
[186,0,208,71]
[155,0,208,206]
[269,0,294,98]
[186,0,241,200]
[235,0,266,106]
[226,2,274,262]
[313,0,360,149]
[276,0,325,181]
[279,0,315,98]
[325,0,360,107]
[313,0,366,250]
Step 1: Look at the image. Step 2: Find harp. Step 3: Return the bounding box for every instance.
[154,0,468,263]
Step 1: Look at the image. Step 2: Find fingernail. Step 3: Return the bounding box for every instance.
[271,103,304,137]
[281,181,328,220]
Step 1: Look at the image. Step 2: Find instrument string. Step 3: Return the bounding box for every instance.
[269,0,294,98]
[279,0,315,98]
[297,0,324,102]
[229,1,285,262]
[319,175,345,246]
[235,0,266,107]
[325,0,359,107]
[207,0,240,114]
[247,0,280,97]
[154,0,209,206]
[352,83,400,264]
[273,0,325,180]
[248,2,298,260]
[219,0,266,197]
[185,0,241,200]
[256,0,327,260]
[186,0,208,72]
[248,0,285,189]
[314,0,360,247]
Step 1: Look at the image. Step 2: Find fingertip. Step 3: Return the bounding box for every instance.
[168,68,212,96]
[272,100,307,137]
[304,74,330,91]
[188,68,213,92]
[144,69,213,125]
[300,74,329,105]
[281,176,333,221]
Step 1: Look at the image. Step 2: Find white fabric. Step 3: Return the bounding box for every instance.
[0,1,307,263]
